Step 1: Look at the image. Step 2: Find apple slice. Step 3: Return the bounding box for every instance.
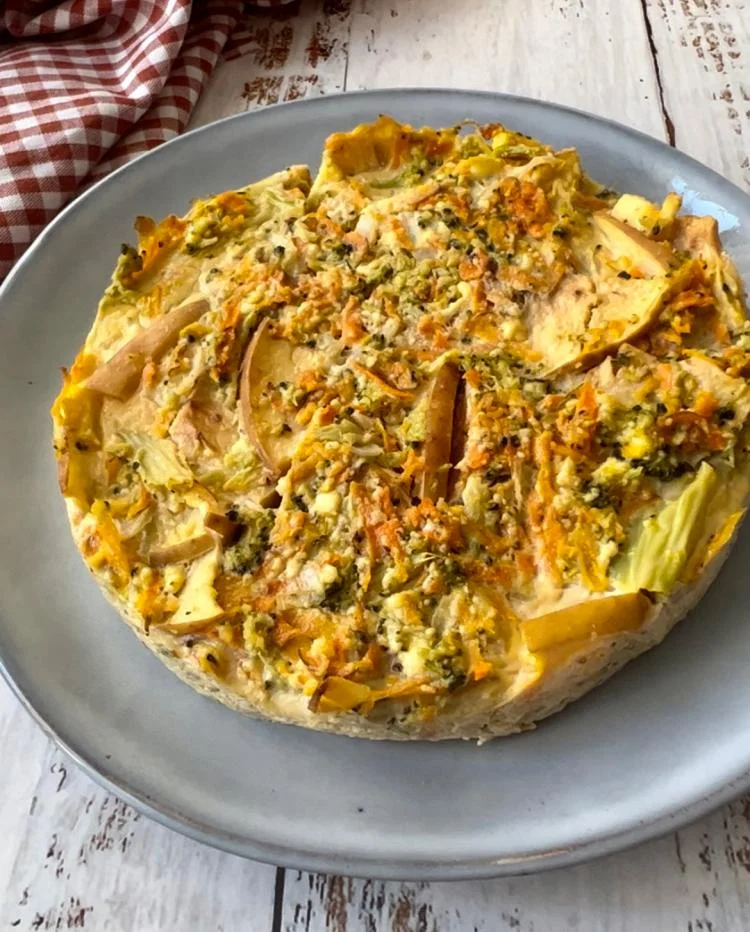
[148,534,215,567]
[672,215,721,260]
[239,319,305,475]
[520,591,652,653]
[86,297,209,400]
[446,375,467,502]
[526,269,681,377]
[419,362,460,502]
[592,212,672,277]
[204,510,242,544]
[163,549,224,632]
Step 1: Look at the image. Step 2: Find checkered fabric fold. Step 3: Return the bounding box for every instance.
[0,0,243,281]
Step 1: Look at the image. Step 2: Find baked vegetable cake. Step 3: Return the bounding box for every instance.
[52,116,750,740]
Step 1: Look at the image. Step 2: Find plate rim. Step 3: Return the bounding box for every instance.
[3,86,750,881]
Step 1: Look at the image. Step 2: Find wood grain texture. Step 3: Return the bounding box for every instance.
[189,0,353,128]
[644,0,750,189]
[345,0,668,139]
[0,680,277,931]
[4,0,750,928]
[279,808,750,932]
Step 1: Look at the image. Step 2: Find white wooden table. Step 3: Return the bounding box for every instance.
[3,1,750,928]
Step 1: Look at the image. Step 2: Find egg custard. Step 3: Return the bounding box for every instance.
[52,117,750,740]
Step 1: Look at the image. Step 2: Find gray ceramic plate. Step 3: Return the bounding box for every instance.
[2,89,750,881]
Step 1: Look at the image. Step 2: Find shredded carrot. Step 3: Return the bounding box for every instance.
[312,211,343,239]
[400,448,424,483]
[410,347,443,362]
[464,368,481,389]
[331,642,384,680]
[416,316,450,350]
[517,550,536,580]
[480,122,503,140]
[576,381,597,419]
[298,648,329,678]
[659,410,725,452]
[382,360,416,392]
[669,288,714,313]
[298,369,324,393]
[465,445,491,470]
[295,401,318,427]
[220,299,241,332]
[571,521,608,592]
[459,249,490,281]
[372,486,407,562]
[465,559,515,587]
[385,217,414,250]
[530,432,564,585]
[464,522,510,558]
[374,518,404,557]
[105,456,120,485]
[318,405,336,426]
[341,297,366,345]
[88,500,130,586]
[128,485,152,519]
[351,362,415,399]
[467,641,493,682]
[273,612,324,647]
[130,215,186,283]
[534,431,555,504]
[350,482,376,591]
[342,231,369,257]
[142,359,159,390]
[498,177,550,237]
[694,391,718,418]
[560,381,599,457]
[361,676,437,713]
[135,574,172,625]
[215,191,250,216]
[404,500,463,549]
[539,393,565,413]
[212,299,243,371]
[250,594,277,614]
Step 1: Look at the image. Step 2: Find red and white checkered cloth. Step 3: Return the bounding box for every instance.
[0,0,244,281]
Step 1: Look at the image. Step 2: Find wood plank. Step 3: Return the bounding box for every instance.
[189,0,354,129]
[0,681,277,930]
[644,0,750,189]
[345,0,668,140]
[279,804,750,932]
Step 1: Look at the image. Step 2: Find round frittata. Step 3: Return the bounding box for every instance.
[52,117,750,741]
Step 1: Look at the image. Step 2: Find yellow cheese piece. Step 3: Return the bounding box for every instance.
[521,591,652,653]
[315,676,371,712]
